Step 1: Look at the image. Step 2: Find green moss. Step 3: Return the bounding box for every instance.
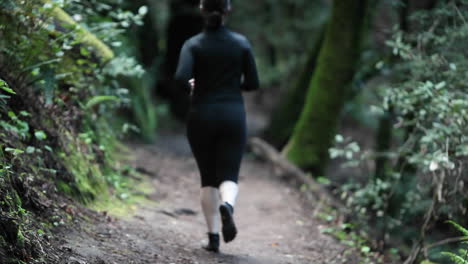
[12,190,22,208]
[90,175,157,219]
[265,25,326,147]
[16,229,25,248]
[284,0,369,175]
[56,180,74,196]
[57,132,108,203]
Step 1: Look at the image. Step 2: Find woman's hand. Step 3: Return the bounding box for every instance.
[188,78,195,96]
[189,78,195,90]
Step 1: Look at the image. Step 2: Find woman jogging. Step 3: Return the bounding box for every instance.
[175,0,260,253]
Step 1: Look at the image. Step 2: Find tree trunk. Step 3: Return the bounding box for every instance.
[263,25,326,148]
[124,0,160,69]
[283,0,369,175]
[158,0,204,119]
[374,109,393,179]
[374,0,409,180]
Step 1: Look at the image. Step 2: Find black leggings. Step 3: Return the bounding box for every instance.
[187,102,247,188]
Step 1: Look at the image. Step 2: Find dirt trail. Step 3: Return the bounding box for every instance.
[57,96,351,264]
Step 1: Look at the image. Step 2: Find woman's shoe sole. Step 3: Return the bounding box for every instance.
[219,204,237,243]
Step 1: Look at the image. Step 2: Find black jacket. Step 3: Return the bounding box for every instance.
[175,26,259,104]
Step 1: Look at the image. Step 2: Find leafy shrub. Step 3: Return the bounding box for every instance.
[0,0,153,261]
[330,1,468,260]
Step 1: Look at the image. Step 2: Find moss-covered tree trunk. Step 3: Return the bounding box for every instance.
[263,26,326,148]
[49,5,114,62]
[283,0,369,175]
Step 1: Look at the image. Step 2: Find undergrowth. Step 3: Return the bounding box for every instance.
[329,2,467,263]
[0,0,154,262]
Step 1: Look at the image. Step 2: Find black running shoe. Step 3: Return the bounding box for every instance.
[202,233,220,253]
[219,202,237,243]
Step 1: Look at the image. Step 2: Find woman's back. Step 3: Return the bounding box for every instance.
[175,26,259,104]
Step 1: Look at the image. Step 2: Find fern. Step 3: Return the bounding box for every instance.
[442,222,468,264]
[442,251,468,264]
[447,221,468,237]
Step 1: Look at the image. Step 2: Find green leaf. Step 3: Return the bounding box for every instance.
[5,147,24,156]
[0,79,15,94]
[441,252,468,264]
[361,246,371,253]
[435,81,446,90]
[34,130,47,141]
[21,58,61,73]
[85,95,119,109]
[138,6,148,16]
[76,59,87,65]
[446,221,468,236]
[335,134,344,143]
[26,146,36,154]
[317,176,331,185]
[80,47,90,57]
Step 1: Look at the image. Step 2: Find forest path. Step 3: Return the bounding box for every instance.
[58,96,350,264]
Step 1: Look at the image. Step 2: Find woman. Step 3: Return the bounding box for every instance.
[175,0,260,253]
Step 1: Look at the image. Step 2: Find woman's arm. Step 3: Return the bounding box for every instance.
[175,40,194,93]
[241,40,260,92]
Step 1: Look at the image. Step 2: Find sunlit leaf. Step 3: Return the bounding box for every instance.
[85,95,119,109]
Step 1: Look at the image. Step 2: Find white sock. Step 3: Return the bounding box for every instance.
[200,187,221,234]
[219,181,239,207]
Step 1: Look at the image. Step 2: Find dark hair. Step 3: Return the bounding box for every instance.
[201,0,231,29]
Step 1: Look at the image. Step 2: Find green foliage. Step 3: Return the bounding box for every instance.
[72,1,159,141]
[85,95,119,109]
[0,111,30,141]
[442,252,468,264]
[447,221,468,237]
[382,0,466,221]
[421,260,437,264]
[441,221,468,264]
[330,1,468,259]
[0,79,15,94]
[0,0,153,261]
[318,213,389,264]
[34,130,47,141]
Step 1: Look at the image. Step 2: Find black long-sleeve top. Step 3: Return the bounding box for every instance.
[175,26,260,105]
